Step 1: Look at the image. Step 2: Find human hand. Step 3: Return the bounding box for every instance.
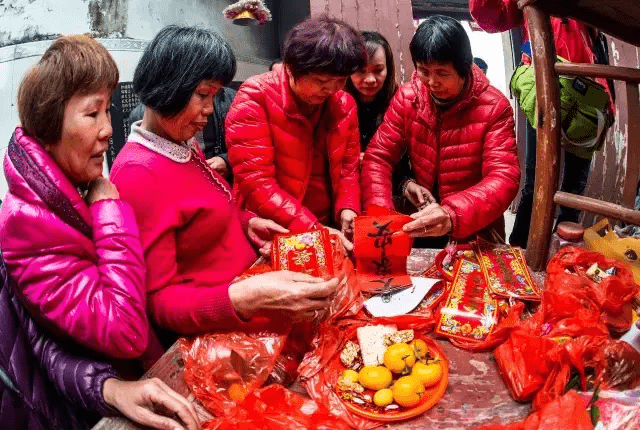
[403,180,435,210]
[402,203,453,237]
[228,271,339,322]
[248,217,289,249]
[102,378,200,430]
[340,209,357,240]
[325,225,354,252]
[206,156,230,179]
[86,177,119,205]
[360,152,365,164]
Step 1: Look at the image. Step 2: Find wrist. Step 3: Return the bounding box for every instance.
[401,179,415,196]
[228,282,252,321]
[102,378,120,409]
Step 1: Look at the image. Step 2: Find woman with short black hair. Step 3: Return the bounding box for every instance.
[226,16,366,242]
[362,15,520,243]
[111,25,339,338]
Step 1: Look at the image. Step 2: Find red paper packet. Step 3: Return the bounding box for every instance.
[271,229,334,277]
[476,241,540,301]
[435,258,499,343]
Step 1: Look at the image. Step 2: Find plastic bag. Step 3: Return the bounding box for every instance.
[202,384,352,430]
[546,247,638,334]
[577,388,640,429]
[181,235,363,418]
[474,390,593,430]
[180,331,289,417]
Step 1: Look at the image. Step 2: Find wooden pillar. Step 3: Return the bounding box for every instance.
[308,0,415,83]
[622,81,640,209]
[522,5,561,270]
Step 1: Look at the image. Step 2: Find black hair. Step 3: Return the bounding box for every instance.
[269,59,283,71]
[133,25,236,117]
[473,57,488,74]
[283,16,366,78]
[409,15,473,78]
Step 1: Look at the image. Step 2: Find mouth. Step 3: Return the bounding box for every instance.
[193,122,208,130]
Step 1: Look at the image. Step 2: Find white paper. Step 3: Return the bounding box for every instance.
[620,323,640,353]
[363,277,441,318]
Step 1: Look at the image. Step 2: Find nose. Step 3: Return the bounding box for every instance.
[203,99,214,116]
[364,73,376,85]
[99,113,113,141]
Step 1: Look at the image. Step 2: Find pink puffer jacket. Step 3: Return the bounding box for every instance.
[0,127,149,359]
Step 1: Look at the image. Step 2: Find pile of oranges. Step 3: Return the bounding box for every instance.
[340,339,443,408]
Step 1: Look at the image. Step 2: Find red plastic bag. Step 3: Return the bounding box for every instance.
[180,331,289,416]
[474,390,593,430]
[203,384,352,430]
[546,247,638,334]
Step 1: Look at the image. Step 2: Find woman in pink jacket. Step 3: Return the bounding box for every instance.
[0,35,150,361]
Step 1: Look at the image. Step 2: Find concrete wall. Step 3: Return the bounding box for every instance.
[0,0,290,198]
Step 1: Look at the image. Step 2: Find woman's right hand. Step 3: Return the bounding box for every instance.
[102,378,200,430]
[86,177,120,204]
[228,271,340,322]
[403,180,435,210]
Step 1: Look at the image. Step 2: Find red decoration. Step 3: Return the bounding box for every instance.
[271,229,334,278]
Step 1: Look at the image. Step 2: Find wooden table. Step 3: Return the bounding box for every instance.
[94,249,544,430]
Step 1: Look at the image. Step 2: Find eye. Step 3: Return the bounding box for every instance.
[87,111,98,118]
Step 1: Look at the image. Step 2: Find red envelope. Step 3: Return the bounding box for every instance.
[271,229,334,278]
[435,258,499,342]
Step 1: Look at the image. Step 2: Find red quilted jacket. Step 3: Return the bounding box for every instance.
[226,70,361,232]
[362,67,520,239]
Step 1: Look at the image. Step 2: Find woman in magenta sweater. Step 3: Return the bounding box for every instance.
[111,26,338,338]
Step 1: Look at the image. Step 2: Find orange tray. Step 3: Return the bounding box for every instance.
[336,333,449,422]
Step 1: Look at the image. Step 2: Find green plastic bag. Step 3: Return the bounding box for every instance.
[511,58,613,159]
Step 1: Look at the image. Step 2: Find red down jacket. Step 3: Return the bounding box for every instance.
[226,69,361,232]
[362,67,520,239]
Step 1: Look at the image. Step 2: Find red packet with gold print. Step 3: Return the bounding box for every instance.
[271,229,334,278]
[435,258,499,342]
[476,240,540,301]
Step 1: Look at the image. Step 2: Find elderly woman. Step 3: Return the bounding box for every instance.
[111,26,338,338]
[362,15,520,242]
[0,35,198,430]
[0,35,150,360]
[225,17,365,241]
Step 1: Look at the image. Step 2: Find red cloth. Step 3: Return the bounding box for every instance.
[111,138,258,335]
[226,69,361,232]
[361,67,520,239]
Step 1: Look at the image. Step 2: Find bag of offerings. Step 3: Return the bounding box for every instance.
[474,390,593,430]
[180,231,362,426]
[493,248,640,409]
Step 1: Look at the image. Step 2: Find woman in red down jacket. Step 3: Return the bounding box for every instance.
[226,17,366,244]
[362,15,520,242]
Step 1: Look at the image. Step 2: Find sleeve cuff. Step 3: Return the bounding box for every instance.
[90,199,140,239]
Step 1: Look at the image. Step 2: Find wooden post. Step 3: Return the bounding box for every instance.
[623,81,640,209]
[522,5,562,270]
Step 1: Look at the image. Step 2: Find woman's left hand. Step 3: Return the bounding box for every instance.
[248,217,289,251]
[102,378,200,430]
[340,209,357,239]
[403,203,453,237]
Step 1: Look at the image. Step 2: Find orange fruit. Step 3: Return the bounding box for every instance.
[373,388,394,407]
[358,365,393,390]
[411,362,443,387]
[409,339,429,359]
[341,369,359,383]
[391,375,425,407]
[383,343,416,374]
[228,383,248,402]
